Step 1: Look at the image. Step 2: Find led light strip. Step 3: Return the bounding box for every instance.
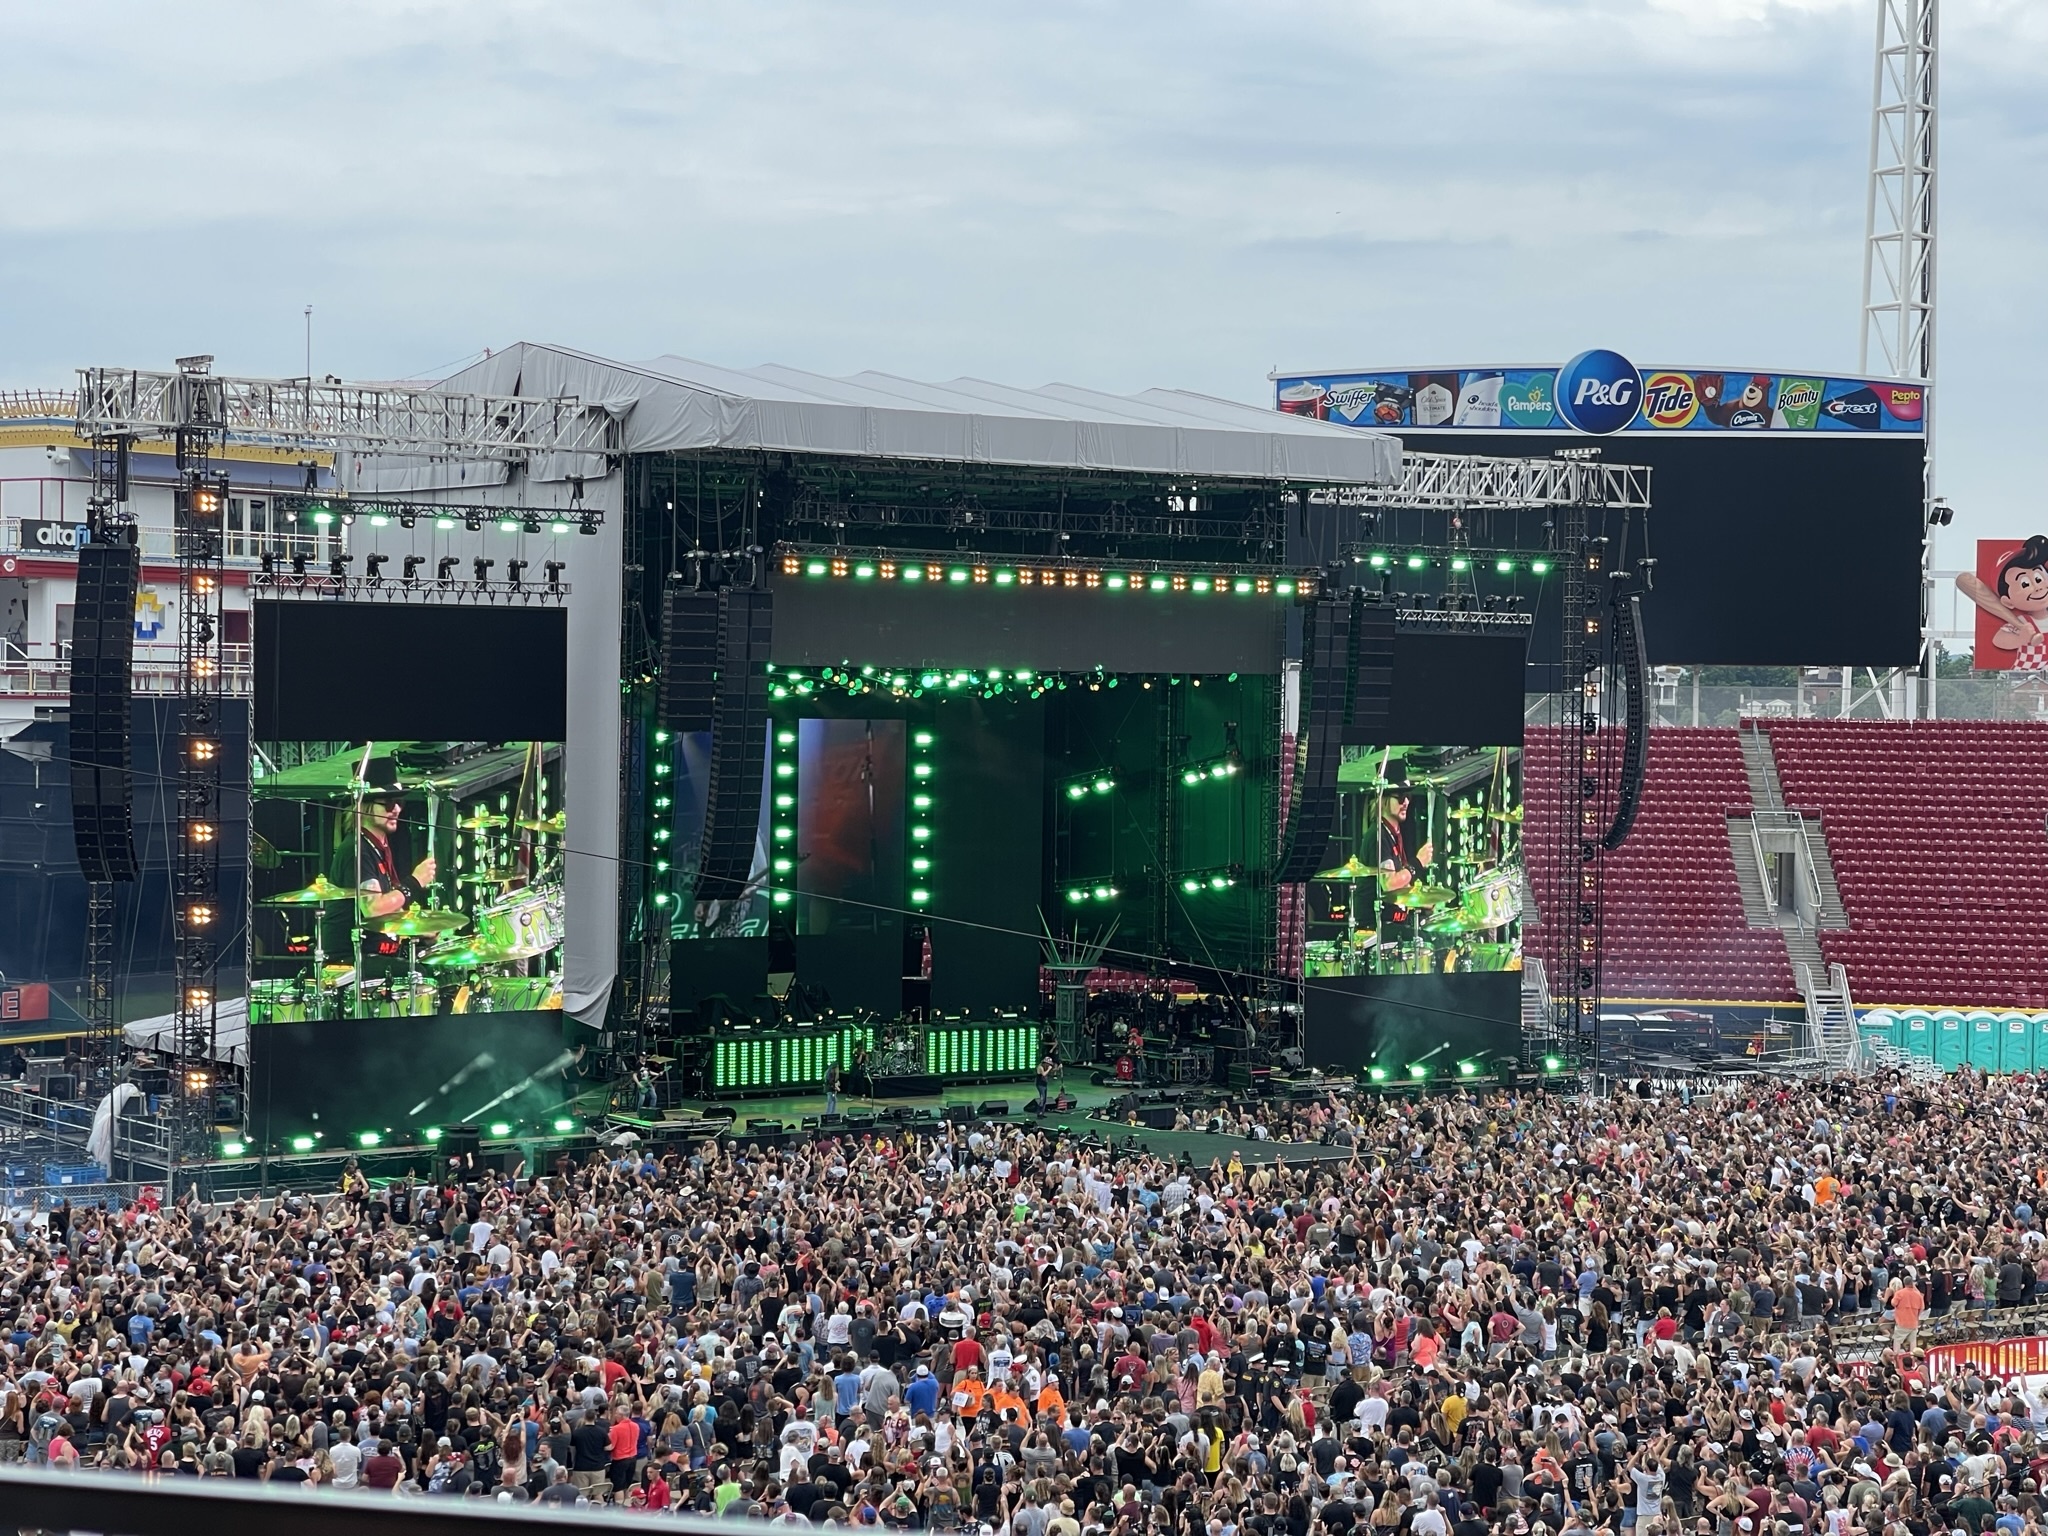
[779,551,1311,598]
[908,727,934,908]
[770,720,797,907]
[651,727,674,911]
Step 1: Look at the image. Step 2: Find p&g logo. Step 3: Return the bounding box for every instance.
[1554,349,1641,435]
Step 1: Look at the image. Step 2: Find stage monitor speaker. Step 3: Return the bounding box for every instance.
[440,1124,482,1161]
[1138,1105,1177,1130]
[43,1074,75,1102]
[746,1119,785,1137]
[945,1103,973,1123]
[68,537,141,883]
[659,588,721,734]
[694,587,774,903]
[977,1100,1010,1118]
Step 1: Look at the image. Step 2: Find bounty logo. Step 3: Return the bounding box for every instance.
[1554,349,1640,435]
[1640,372,1698,430]
[1823,386,1882,430]
[1772,379,1822,431]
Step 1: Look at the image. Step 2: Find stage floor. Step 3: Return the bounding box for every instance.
[649,1075,1355,1168]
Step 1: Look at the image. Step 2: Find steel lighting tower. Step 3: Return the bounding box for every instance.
[1858,0,1938,383]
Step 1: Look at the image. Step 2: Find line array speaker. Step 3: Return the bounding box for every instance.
[693,587,773,903]
[1276,597,1385,883]
[658,588,721,734]
[68,538,140,883]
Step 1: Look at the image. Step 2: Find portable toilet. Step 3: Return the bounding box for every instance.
[1857,1009,1901,1062]
[1968,1010,2002,1072]
[2036,1013,2048,1073]
[1934,1010,1967,1071]
[2003,1014,2034,1076]
[1900,1009,1936,1063]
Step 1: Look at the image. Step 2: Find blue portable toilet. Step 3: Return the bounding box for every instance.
[1967,1011,2002,1072]
[2002,1014,2034,1075]
[1934,1011,1967,1070]
[1857,1008,1901,1060]
[1900,1009,1936,1062]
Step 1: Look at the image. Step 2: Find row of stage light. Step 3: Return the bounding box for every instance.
[218,1117,580,1159]
[257,549,566,587]
[780,552,1312,596]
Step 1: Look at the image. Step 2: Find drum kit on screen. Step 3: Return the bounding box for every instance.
[1303,798,1524,979]
[252,808,565,1022]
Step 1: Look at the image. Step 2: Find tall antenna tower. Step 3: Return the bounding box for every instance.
[1859,0,1938,383]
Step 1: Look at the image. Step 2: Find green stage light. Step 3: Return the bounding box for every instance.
[910,888,931,905]
[1275,580,1295,594]
[1543,1055,1564,1072]
[914,732,933,746]
[1368,554,1389,569]
[772,890,791,905]
[1192,578,1211,592]
[1457,1060,1477,1077]
[911,826,930,841]
[551,521,571,534]
[653,892,669,907]
[913,793,931,809]
[654,859,669,873]
[291,1135,315,1152]
[653,827,669,842]
[220,1139,246,1158]
[948,568,969,583]
[775,762,794,778]
[773,826,792,842]
[488,1122,512,1137]
[911,856,930,872]
[654,729,671,744]
[773,857,792,873]
[653,761,671,777]
[913,763,932,778]
[1451,557,1469,572]
[357,1130,382,1148]
[1107,574,1126,588]
[1531,559,1552,575]
[854,563,874,579]
[436,518,456,530]
[902,565,923,581]
[1234,578,1253,592]
[1368,1066,1388,1083]
[1496,559,1514,574]
[1067,889,1087,904]
[1181,878,1200,894]
[1408,1063,1428,1080]
[1093,885,1114,900]
[995,570,1014,584]
[553,1117,576,1133]
[1148,576,1168,591]
[369,515,389,528]
[422,1127,442,1142]
[1209,875,1228,889]
[778,730,796,746]
[1182,770,1202,786]
[1093,778,1113,794]
[1014,668,1033,681]
[806,561,827,576]
[1067,784,1089,799]
[775,793,793,808]
[1406,554,1427,570]
[498,520,519,533]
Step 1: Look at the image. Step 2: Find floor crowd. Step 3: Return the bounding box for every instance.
[7,1070,2048,1536]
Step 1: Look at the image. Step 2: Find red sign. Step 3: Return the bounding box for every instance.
[0,983,50,1024]
[1960,538,2048,671]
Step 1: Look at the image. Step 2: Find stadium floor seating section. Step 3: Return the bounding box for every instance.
[1765,720,2048,1009]
[1525,726,1796,1003]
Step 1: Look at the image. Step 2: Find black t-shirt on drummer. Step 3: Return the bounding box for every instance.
[329,831,419,971]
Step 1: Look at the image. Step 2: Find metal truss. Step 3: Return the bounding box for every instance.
[249,573,569,604]
[1860,0,1938,383]
[1313,453,1653,512]
[775,542,1303,581]
[1394,609,1535,631]
[76,366,619,458]
[784,492,1275,546]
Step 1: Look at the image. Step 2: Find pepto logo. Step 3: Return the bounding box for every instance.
[1884,385,1924,422]
[1640,372,1698,430]
[1554,349,1640,435]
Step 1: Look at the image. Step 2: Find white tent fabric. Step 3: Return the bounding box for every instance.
[88,1083,144,1172]
[411,343,1401,485]
[123,998,247,1064]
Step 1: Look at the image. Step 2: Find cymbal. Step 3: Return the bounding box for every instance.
[422,941,532,969]
[1490,807,1524,823]
[516,813,566,835]
[1425,910,1492,937]
[379,907,469,938]
[456,810,508,830]
[1393,882,1454,910]
[456,868,523,885]
[1313,856,1375,880]
[261,874,352,905]
[1447,805,1487,820]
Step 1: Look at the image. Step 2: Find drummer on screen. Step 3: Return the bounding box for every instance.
[1374,782,1433,953]
[339,796,437,923]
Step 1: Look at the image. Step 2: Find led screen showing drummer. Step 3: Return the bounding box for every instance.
[1304,744,1522,979]
[247,741,565,1023]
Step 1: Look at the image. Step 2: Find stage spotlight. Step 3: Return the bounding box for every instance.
[290,552,309,576]
[506,558,527,587]
[364,553,388,581]
[543,560,565,589]
[403,555,425,581]
[472,557,495,585]
[436,556,459,584]
[522,515,542,535]
[259,550,275,575]
[328,553,352,579]
[463,513,483,533]
[398,508,417,529]
[578,512,599,536]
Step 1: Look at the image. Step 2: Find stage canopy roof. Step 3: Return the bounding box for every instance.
[433,342,1401,485]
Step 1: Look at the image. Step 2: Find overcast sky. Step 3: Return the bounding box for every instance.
[1,0,2040,568]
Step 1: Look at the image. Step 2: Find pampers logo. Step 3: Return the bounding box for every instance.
[1554,349,1640,435]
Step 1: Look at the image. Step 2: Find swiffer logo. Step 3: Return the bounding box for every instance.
[1554,349,1640,435]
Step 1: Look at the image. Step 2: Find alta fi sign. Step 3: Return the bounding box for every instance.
[19,519,91,551]
[1554,349,1641,435]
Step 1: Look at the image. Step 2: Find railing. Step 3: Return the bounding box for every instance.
[1924,1335,2048,1380]
[0,1180,150,1214]
[0,389,75,419]
[0,639,253,697]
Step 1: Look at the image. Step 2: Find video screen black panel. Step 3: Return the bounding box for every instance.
[1377,434,1925,669]
[1346,630,1529,747]
[1303,973,1521,1077]
[249,1010,574,1146]
[768,574,1285,676]
[254,602,567,740]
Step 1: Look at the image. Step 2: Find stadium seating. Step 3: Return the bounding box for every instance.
[1764,720,2048,1009]
[1524,726,1797,1002]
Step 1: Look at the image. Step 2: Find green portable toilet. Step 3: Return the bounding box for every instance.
[1934,1011,1967,1070]
[1900,1009,1936,1062]
[1967,1011,2002,1072]
[1858,1009,1901,1061]
[2035,1014,2048,1073]
[2002,1014,2034,1075]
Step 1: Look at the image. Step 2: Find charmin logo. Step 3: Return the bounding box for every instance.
[1554,349,1641,435]
[1728,407,1768,430]
[1641,372,1698,430]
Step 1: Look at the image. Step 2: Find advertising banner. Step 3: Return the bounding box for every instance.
[1275,365,1927,435]
[1959,537,2048,671]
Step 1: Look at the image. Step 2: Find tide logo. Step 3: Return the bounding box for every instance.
[1640,372,1698,430]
